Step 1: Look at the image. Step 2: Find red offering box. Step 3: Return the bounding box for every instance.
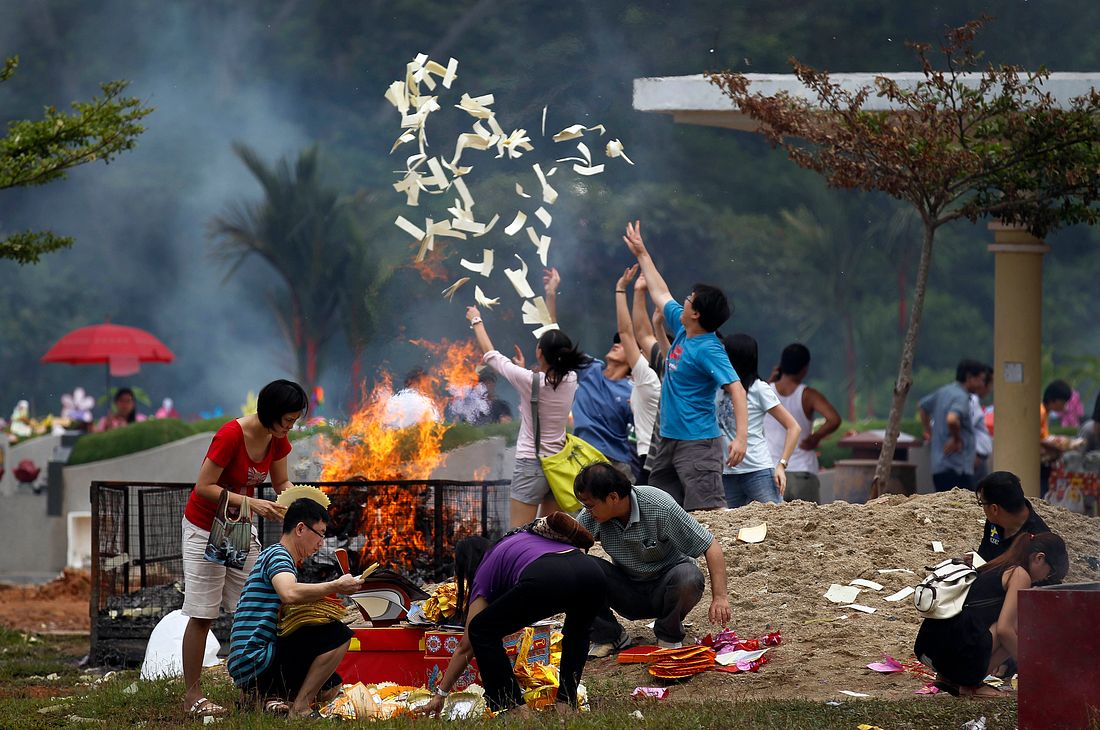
[337,627,431,686]
[424,630,464,657]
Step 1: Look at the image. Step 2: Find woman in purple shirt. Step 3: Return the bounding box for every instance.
[422,522,605,715]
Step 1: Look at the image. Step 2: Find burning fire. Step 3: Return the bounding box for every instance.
[318,339,486,574]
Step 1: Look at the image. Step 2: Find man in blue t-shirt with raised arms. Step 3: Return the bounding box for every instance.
[228,498,363,718]
[622,220,748,511]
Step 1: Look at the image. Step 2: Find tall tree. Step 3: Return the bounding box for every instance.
[0,55,152,264]
[709,18,1100,492]
[209,144,359,394]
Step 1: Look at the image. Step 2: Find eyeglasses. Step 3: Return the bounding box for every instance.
[304,523,328,540]
[976,495,989,507]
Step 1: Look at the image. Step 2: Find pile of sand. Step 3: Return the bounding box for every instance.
[591,489,1100,701]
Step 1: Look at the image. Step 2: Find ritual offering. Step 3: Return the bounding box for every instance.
[277,594,346,637]
[275,484,330,508]
[645,644,717,680]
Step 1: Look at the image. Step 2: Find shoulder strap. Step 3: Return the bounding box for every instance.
[530,372,541,458]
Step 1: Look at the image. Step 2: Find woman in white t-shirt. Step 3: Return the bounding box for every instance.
[716,334,801,507]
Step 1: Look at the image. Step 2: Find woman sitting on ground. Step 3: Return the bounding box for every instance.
[465,305,589,528]
[420,515,605,716]
[914,531,1068,697]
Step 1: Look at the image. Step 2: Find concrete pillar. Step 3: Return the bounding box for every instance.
[988,223,1049,497]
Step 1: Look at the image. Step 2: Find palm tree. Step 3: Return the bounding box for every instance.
[209,144,357,394]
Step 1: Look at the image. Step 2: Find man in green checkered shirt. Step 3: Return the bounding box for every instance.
[575,463,731,656]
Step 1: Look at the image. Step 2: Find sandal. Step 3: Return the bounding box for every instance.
[263,698,290,715]
[187,697,228,717]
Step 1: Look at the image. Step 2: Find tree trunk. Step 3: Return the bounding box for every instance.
[844,310,857,421]
[872,223,936,496]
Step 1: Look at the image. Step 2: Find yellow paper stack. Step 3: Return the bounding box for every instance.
[277,595,346,637]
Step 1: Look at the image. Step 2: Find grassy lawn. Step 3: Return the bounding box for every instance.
[0,626,1023,729]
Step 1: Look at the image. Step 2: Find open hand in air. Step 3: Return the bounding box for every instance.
[623,220,646,257]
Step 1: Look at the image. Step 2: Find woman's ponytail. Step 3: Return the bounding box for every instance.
[537,329,590,389]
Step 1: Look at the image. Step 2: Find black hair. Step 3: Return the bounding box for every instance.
[722,333,760,391]
[977,471,1027,513]
[454,536,491,618]
[612,332,621,345]
[478,369,497,384]
[257,379,309,429]
[778,343,811,376]
[981,531,1068,586]
[1093,391,1100,423]
[955,359,986,383]
[690,284,731,333]
[573,461,632,501]
[113,387,138,423]
[1043,379,1072,406]
[281,498,329,535]
[536,329,590,389]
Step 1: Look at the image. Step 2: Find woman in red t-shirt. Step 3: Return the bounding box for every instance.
[181,379,307,718]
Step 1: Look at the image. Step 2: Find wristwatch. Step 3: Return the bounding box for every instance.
[778,458,788,468]
[433,685,450,697]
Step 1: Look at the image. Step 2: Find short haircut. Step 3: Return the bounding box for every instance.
[1043,380,1072,405]
[257,379,309,428]
[282,498,329,535]
[778,343,811,376]
[690,284,731,333]
[977,471,1026,513]
[955,359,986,383]
[573,462,632,500]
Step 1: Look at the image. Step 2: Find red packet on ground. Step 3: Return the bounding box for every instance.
[617,646,660,664]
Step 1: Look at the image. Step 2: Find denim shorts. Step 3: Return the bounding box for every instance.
[723,469,780,508]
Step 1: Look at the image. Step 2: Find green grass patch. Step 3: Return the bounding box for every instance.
[0,627,1023,729]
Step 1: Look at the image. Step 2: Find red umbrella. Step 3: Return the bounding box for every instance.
[41,323,175,378]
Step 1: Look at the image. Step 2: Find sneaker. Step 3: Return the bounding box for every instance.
[587,629,630,658]
[656,639,683,649]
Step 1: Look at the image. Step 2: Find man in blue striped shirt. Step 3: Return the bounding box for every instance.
[228,498,362,718]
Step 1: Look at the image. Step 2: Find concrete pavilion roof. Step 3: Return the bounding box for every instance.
[633,72,1100,131]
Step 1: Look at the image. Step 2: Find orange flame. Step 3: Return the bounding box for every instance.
[318,340,484,572]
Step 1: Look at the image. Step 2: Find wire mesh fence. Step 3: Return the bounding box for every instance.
[90,479,509,665]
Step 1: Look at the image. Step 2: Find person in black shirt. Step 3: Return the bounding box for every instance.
[976,471,1051,562]
[915,531,1067,697]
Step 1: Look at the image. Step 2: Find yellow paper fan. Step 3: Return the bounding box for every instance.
[276,485,330,508]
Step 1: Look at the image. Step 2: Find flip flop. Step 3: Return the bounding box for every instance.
[263,698,290,715]
[187,697,228,717]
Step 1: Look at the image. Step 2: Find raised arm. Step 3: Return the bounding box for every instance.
[623,220,673,310]
[465,306,495,355]
[615,265,642,368]
[542,267,560,324]
[652,306,671,357]
[631,272,658,356]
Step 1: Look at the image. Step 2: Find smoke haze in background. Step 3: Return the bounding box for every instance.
[2,1,1100,421]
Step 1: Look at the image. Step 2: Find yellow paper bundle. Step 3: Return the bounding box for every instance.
[420,581,459,622]
[277,595,346,637]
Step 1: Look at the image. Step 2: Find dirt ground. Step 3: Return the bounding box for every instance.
[0,568,91,634]
[1,490,1096,702]
[588,489,1100,702]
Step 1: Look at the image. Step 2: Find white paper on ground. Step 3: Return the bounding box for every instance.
[883,586,915,602]
[715,648,769,666]
[824,584,861,604]
[849,578,884,591]
[876,568,915,574]
[841,604,877,614]
[838,690,871,698]
[932,541,945,553]
[737,523,767,544]
[969,551,987,568]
